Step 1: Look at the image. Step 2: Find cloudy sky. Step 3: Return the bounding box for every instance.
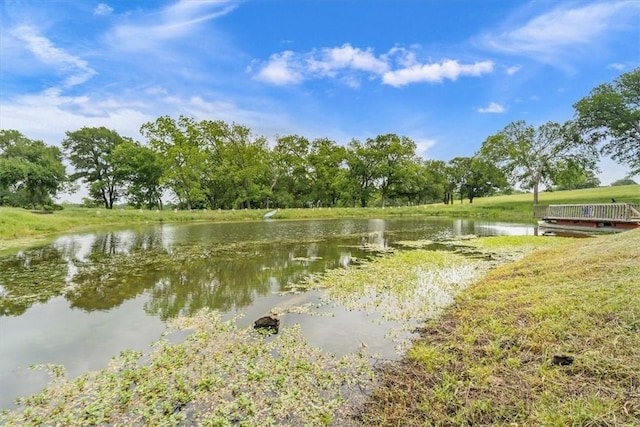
[1,0,639,189]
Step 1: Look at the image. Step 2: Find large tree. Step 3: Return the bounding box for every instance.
[550,158,601,190]
[307,138,347,207]
[217,122,270,209]
[480,120,598,204]
[196,119,272,210]
[345,139,378,207]
[272,135,312,208]
[0,130,67,209]
[448,156,508,204]
[368,134,417,207]
[111,141,164,209]
[573,68,640,175]
[63,127,126,209]
[140,116,207,210]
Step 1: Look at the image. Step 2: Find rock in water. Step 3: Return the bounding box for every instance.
[254,315,280,334]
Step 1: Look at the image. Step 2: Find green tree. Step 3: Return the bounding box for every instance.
[63,127,126,209]
[140,116,206,210]
[272,135,312,208]
[307,138,347,207]
[345,139,378,207]
[195,120,272,210]
[368,134,417,207]
[610,178,637,186]
[420,159,449,204]
[448,156,508,204]
[480,120,598,204]
[111,141,164,209]
[198,119,237,209]
[442,163,458,205]
[220,122,270,209]
[551,159,601,190]
[573,68,640,175]
[0,130,67,209]
[389,160,419,205]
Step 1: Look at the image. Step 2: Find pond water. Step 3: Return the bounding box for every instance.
[0,218,535,409]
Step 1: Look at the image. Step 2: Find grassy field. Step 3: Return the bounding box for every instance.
[358,229,640,425]
[1,185,638,249]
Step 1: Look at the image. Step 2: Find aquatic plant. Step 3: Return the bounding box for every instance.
[0,310,373,426]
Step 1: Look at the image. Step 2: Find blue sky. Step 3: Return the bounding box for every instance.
[1,0,639,189]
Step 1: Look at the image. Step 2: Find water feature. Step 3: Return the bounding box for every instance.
[0,217,535,408]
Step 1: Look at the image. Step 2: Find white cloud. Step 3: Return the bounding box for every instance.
[480,1,639,61]
[0,86,291,151]
[0,92,152,146]
[415,138,437,158]
[106,0,237,50]
[309,44,389,76]
[384,46,419,68]
[382,60,494,87]
[505,65,521,75]
[94,3,114,16]
[477,102,506,113]
[254,45,493,88]
[11,25,96,89]
[607,63,627,71]
[145,86,169,96]
[255,51,304,85]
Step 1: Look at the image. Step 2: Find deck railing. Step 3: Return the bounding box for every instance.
[533,203,640,222]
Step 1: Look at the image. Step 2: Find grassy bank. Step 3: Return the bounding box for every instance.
[359,229,640,425]
[1,185,638,250]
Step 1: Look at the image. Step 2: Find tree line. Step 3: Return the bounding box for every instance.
[1,69,638,210]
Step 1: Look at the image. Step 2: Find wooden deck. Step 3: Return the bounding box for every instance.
[534,203,640,233]
[534,203,640,222]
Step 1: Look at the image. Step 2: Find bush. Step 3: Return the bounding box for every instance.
[610,178,637,186]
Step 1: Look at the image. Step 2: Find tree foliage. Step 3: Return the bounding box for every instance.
[140,116,207,210]
[480,120,598,204]
[0,130,67,209]
[368,134,417,208]
[610,178,637,186]
[573,68,640,175]
[448,156,508,203]
[307,138,347,207]
[550,159,601,190]
[63,127,126,209]
[111,141,164,209]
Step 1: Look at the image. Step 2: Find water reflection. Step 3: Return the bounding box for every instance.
[0,218,536,318]
[0,218,535,408]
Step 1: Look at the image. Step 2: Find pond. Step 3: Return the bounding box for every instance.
[0,217,535,409]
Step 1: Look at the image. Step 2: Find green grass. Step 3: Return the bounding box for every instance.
[358,228,640,426]
[1,185,638,251]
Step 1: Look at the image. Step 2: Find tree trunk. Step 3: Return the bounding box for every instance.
[101,189,109,209]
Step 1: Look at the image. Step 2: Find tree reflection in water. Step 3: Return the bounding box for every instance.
[0,223,372,319]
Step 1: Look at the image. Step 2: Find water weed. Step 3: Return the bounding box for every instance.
[1,311,374,426]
